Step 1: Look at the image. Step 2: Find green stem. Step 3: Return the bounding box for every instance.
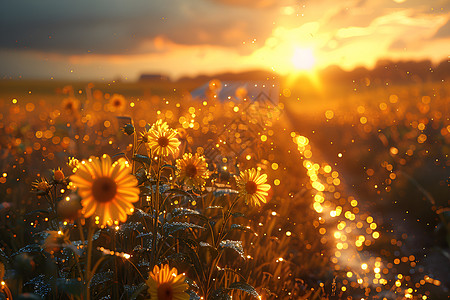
[151,157,162,266]
[112,231,119,298]
[131,119,138,174]
[85,220,95,300]
[125,258,146,281]
[216,197,239,248]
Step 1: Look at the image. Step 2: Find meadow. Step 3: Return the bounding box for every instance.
[0,75,448,299]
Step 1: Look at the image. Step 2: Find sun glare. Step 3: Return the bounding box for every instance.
[292,48,315,71]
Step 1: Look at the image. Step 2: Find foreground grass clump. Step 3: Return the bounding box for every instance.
[5,118,276,299]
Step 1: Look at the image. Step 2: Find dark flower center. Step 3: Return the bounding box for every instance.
[113,99,121,107]
[245,181,258,194]
[92,177,117,203]
[65,103,73,110]
[158,136,169,147]
[54,170,65,181]
[38,181,50,191]
[157,282,173,300]
[185,164,198,178]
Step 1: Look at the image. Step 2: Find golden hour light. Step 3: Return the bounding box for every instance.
[292,47,315,71]
[1,0,448,299]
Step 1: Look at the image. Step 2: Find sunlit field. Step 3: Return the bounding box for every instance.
[0,69,448,300]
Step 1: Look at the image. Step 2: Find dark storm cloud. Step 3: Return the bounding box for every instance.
[0,0,275,55]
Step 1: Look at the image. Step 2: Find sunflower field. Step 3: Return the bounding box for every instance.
[0,77,448,300]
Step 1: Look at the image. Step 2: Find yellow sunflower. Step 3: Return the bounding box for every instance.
[70,154,139,226]
[147,122,180,157]
[146,264,189,300]
[236,168,271,206]
[140,120,170,144]
[176,153,209,188]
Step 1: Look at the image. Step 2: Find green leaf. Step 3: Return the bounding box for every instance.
[185,277,199,289]
[130,282,148,300]
[163,222,205,235]
[219,240,245,259]
[230,224,254,234]
[206,206,223,210]
[112,152,126,159]
[186,289,201,300]
[163,253,191,265]
[160,164,178,171]
[164,188,197,201]
[93,229,102,241]
[180,238,198,249]
[89,271,113,288]
[232,212,245,218]
[228,282,259,298]
[172,207,200,217]
[56,278,82,296]
[12,244,42,256]
[199,241,218,255]
[25,209,50,216]
[170,208,208,221]
[213,189,238,197]
[133,208,153,219]
[210,289,232,300]
[133,154,151,165]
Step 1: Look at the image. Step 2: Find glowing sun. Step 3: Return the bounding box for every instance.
[291,48,315,70]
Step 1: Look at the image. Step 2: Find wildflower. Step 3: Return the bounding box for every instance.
[151,119,170,131]
[140,121,168,144]
[43,230,71,253]
[146,264,189,300]
[108,94,126,112]
[122,123,135,135]
[147,122,180,157]
[236,168,271,206]
[52,168,65,183]
[139,129,150,144]
[70,154,139,226]
[67,157,80,171]
[176,153,209,188]
[61,97,79,113]
[32,178,51,194]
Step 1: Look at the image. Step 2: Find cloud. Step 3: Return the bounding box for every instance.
[207,0,291,9]
[0,0,449,80]
[433,20,450,38]
[0,0,277,55]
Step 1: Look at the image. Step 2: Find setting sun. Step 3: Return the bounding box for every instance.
[292,47,315,71]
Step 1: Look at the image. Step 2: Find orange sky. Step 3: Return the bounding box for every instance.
[1,0,449,80]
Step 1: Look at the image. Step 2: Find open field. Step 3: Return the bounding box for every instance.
[0,77,448,299]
